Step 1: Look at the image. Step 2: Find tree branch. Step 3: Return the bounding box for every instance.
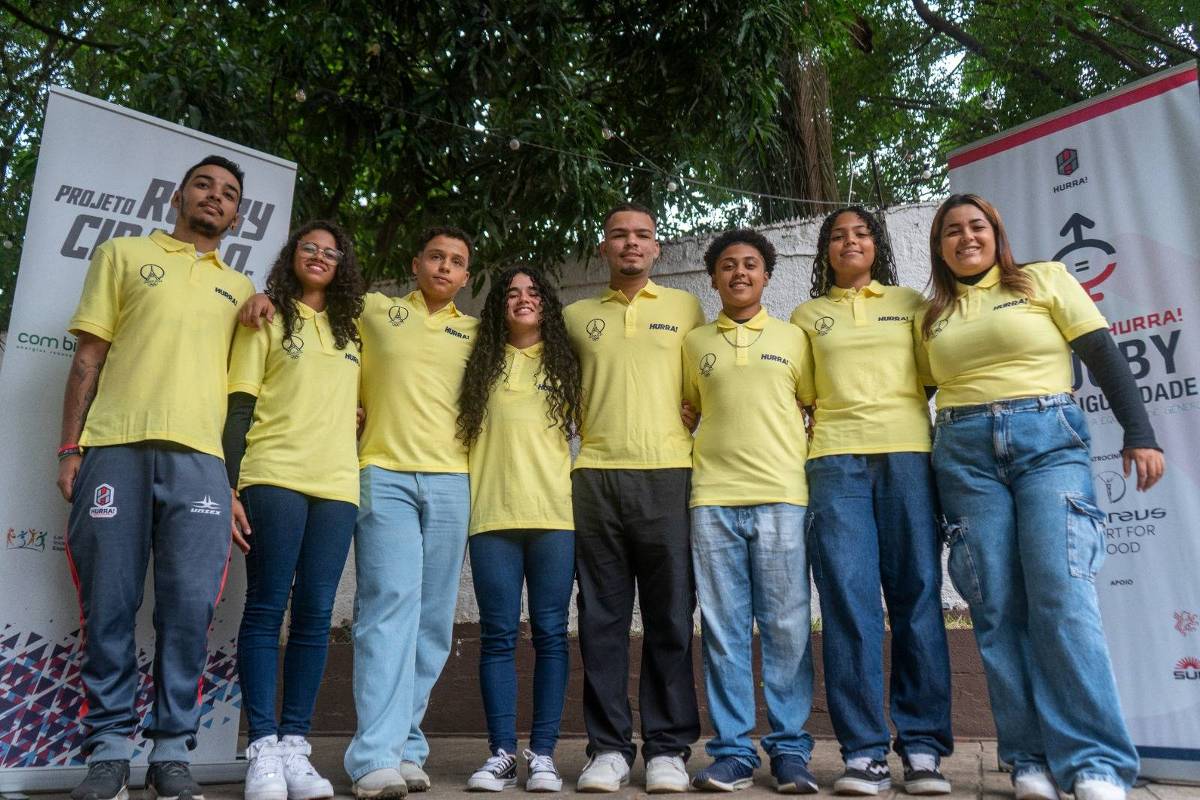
[0,0,122,51]
[1092,9,1200,59]
[1057,16,1153,76]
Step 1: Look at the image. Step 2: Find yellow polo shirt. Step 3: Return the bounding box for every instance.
[790,282,932,458]
[68,230,254,458]
[682,309,810,507]
[921,261,1108,409]
[357,290,478,473]
[468,343,574,534]
[227,302,361,504]
[565,280,705,470]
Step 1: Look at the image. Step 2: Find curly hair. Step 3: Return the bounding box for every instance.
[809,206,899,298]
[264,220,365,351]
[457,266,582,447]
[922,194,1033,339]
[703,228,777,277]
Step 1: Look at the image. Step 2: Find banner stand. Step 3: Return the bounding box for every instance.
[948,61,1200,783]
[0,87,295,792]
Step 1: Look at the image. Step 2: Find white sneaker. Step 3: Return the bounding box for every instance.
[1014,770,1058,800]
[523,750,563,793]
[467,750,519,792]
[577,752,630,793]
[278,737,333,800]
[399,761,430,792]
[1074,779,1126,800]
[245,736,288,800]
[353,767,408,799]
[646,755,690,794]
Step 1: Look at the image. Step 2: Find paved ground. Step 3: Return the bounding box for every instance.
[19,737,1200,800]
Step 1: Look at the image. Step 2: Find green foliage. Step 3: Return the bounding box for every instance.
[1,0,1196,330]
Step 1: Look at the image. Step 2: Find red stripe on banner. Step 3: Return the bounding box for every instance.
[949,65,1199,169]
[62,524,90,719]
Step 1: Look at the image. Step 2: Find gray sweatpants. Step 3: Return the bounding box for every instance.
[67,442,231,763]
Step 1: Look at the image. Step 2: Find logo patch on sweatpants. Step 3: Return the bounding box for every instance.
[89,484,118,518]
[190,496,223,516]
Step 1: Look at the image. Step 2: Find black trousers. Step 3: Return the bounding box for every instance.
[572,467,700,763]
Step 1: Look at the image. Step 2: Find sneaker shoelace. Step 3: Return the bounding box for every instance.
[482,750,516,775]
[593,752,627,771]
[523,750,558,776]
[279,737,321,777]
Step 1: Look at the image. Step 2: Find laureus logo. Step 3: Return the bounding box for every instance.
[282,334,305,359]
[140,263,165,286]
[586,319,605,341]
[388,305,409,326]
[814,316,835,336]
[699,353,717,377]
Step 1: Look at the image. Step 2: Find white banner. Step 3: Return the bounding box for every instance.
[948,62,1200,782]
[0,87,295,791]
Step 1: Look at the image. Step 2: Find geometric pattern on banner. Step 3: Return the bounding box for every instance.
[0,624,240,768]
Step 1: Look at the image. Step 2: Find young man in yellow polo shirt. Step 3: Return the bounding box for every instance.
[238,226,478,799]
[56,155,255,800]
[564,203,705,793]
[682,229,818,795]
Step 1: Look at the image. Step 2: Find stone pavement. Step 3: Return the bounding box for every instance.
[25,737,1200,800]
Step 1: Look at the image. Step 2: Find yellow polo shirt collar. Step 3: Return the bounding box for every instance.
[828,280,886,301]
[407,289,463,319]
[601,280,661,304]
[148,229,227,266]
[715,308,768,365]
[952,266,1001,319]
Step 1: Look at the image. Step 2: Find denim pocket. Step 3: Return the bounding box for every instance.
[1065,493,1107,580]
[943,517,984,607]
[1056,405,1089,449]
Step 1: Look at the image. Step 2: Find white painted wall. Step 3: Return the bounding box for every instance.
[329,200,965,633]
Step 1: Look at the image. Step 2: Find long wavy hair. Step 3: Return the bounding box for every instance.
[457,266,582,447]
[922,194,1033,339]
[809,205,899,298]
[264,219,365,350]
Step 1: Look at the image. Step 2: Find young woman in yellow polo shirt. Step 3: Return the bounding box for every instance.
[222,220,366,800]
[791,206,952,796]
[921,194,1163,800]
[456,266,581,793]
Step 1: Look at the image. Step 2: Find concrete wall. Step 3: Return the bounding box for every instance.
[330,201,964,632]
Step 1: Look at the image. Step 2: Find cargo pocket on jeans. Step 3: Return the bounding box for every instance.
[943,517,984,608]
[1066,493,1107,580]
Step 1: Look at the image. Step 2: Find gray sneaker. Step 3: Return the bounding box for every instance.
[353,768,408,800]
[399,762,431,793]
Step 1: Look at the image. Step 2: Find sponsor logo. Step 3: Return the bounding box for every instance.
[929,319,949,338]
[345,352,360,365]
[89,484,118,519]
[214,286,238,306]
[993,298,1029,311]
[282,334,304,359]
[1094,471,1127,503]
[761,353,789,365]
[1176,611,1199,637]
[649,322,679,333]
[814,316,835,336]
[1055,148,1079,176]
[1054,213,1116,302]
[13,330,75,357]
[877,315,910,322]
[1106,507,1166,522]
[1174,656,1200,680]
[6,527,48,552]
[1109,578,1134,587]
[388,305,409,326]
[444,326,470,341]
[140,263,165,286]
[699,353,717,377]
[585,319,605,341]
[190,496,223,516]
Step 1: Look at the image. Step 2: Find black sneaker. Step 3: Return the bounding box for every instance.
[146,761,205,800]
[71,760,130,800]
[466,749,519,791]
[833,758,892,796]
[902,754,951,795]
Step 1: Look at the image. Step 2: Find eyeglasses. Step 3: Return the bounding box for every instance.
[298,241,344,264]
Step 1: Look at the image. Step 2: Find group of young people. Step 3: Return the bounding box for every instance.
[56,154,1163,800]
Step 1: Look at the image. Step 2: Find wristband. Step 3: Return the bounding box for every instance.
[57,445,82,461]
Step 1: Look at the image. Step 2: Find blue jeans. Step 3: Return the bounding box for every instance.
[932,394,1137,790]
[690,503,814,768]
[344,468,469,780]
[237,485,357,743]
[468,529,575,756]
[806,453,953,761]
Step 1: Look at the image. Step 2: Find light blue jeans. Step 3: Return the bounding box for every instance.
[690,503,814,768]
[344,468,469,780]
[932,394,1138,790]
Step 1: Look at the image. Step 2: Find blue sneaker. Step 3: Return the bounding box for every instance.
[692,757,755,792]
[771,754,818,794]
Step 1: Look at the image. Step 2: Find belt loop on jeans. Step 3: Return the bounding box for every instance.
[1037,396,1048,410]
